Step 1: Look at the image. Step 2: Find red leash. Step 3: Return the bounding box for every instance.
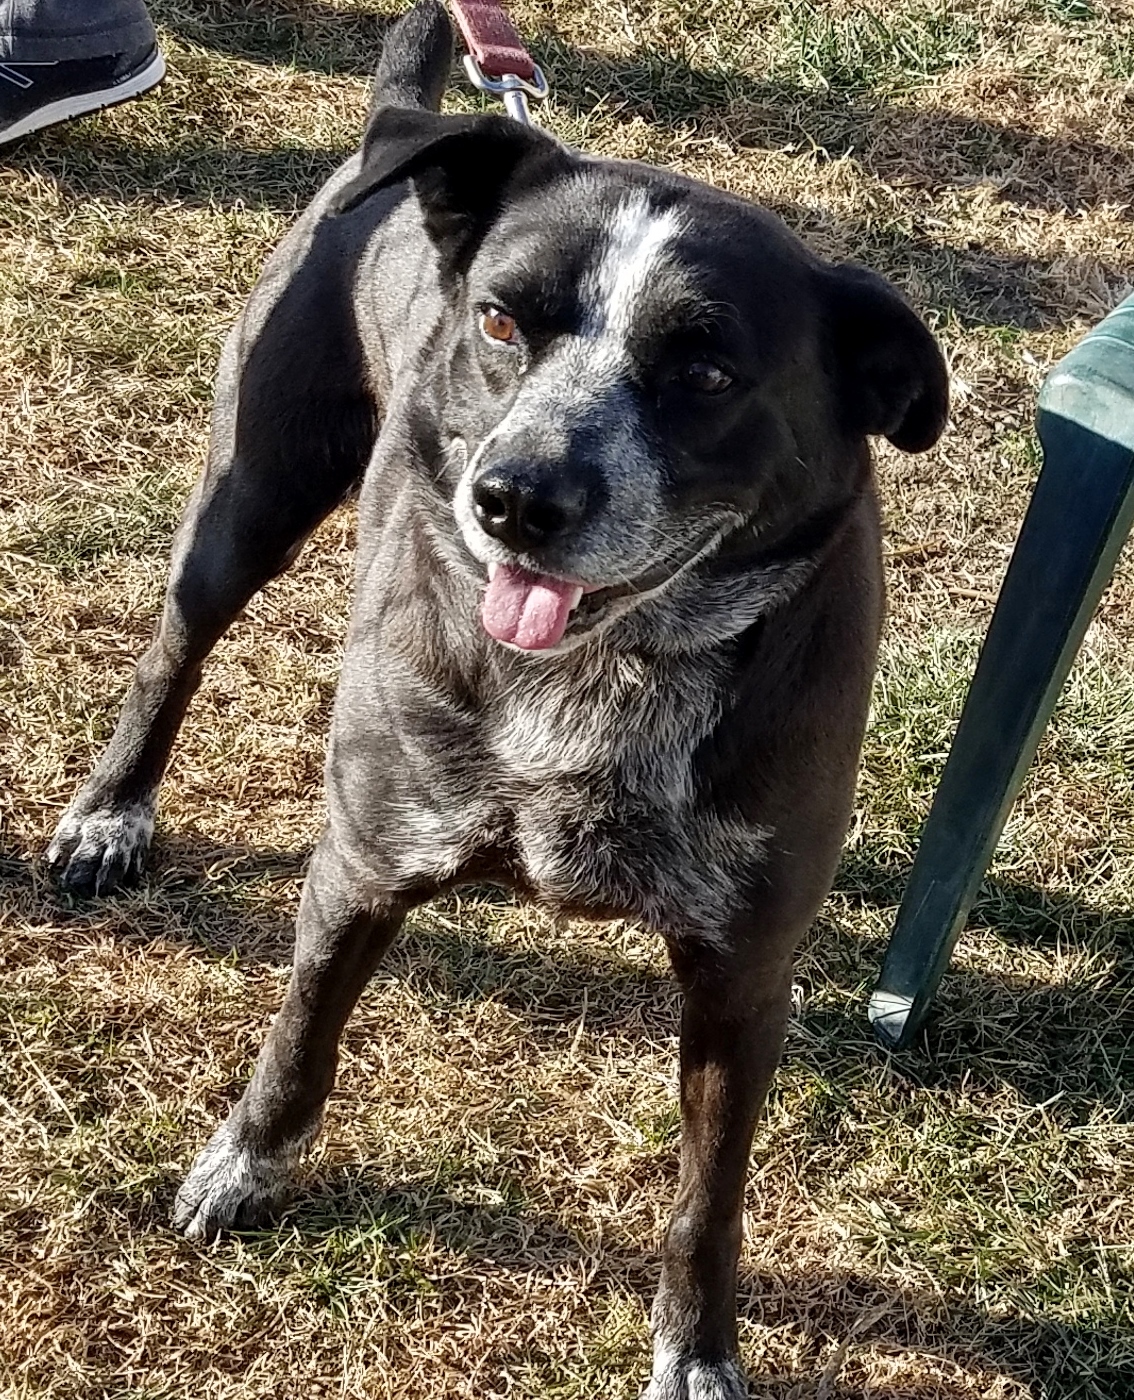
[447,0,548,124]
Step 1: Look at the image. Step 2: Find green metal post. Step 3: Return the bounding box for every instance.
[870,294,1134,1049]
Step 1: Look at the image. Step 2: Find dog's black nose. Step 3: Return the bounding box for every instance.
[472,466,587,553]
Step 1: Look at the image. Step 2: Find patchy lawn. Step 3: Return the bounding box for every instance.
[2,1,1133,1396]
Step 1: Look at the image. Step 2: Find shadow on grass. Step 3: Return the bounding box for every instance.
[840,846,1134,950]
[22,827,1134,1099]
[247,1173,1132,1398]
[15,800,1134,1031]
[9,832,1131,1395]
[733,1265,1133,1399]
[2,19,1127,325]
[543,39,1133,208]
[154,0,393,77]
[5,837,309,966]
[542,42,1132,329]
[13,130,1123,331]
[3,796,1125,1119]
[4,128,353,212]
[153,3,1134,223]
[152,0,1134,247]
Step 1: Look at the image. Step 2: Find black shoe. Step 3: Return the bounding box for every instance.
[0,42,165,145]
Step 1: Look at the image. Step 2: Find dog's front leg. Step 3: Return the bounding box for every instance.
[174,835,409,1240]
[645,943,794,1400]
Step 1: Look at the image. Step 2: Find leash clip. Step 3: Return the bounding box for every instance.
[448,0,548,126]
[461,53,548,126]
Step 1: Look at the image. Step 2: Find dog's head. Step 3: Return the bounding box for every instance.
[336,109,949,652]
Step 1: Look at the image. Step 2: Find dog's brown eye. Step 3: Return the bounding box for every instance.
[681,360,733,395]
[481,307,517,344]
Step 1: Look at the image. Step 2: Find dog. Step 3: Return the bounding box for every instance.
[48,4,948,1395]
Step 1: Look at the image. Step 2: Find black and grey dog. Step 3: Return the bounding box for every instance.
[48,4,948,1394]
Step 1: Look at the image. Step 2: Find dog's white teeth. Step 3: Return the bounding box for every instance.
[568,585,584,612]
[488,562,499,580]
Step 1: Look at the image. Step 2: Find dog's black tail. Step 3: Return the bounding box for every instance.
[369,0,453,118]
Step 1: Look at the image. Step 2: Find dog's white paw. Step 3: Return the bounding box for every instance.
[173,1121,301,1242]
[47,798,155,895]
[643,1353,748,1400]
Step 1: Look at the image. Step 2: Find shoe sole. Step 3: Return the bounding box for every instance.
[0,50,166,145]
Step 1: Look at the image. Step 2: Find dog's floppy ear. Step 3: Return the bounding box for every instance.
[818,263,949,452]
[331,107,568,273]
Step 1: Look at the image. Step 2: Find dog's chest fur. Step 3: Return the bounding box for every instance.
[494,647,766,939]
[354,605,768,941]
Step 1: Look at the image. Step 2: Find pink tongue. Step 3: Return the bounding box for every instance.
[481,564,583,650]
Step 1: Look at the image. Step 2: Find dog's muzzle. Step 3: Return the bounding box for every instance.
[470,457,596,650]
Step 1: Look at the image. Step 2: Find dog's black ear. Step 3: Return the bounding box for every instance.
[818,263,949,452]
[331,107,567,273]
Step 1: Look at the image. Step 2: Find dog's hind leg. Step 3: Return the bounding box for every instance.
[48,2,456,895]
[173,835,409,1239]
[48,244,378,895]
[645,942,795,1400]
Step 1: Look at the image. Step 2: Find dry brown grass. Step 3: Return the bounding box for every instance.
[3,1,1134,1397]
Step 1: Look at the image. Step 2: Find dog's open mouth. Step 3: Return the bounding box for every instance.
[481,563,589,650]
[482,563,642,650]
[480,525,731,651]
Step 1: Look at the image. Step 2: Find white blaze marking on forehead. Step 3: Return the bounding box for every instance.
[582,189,686,341]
